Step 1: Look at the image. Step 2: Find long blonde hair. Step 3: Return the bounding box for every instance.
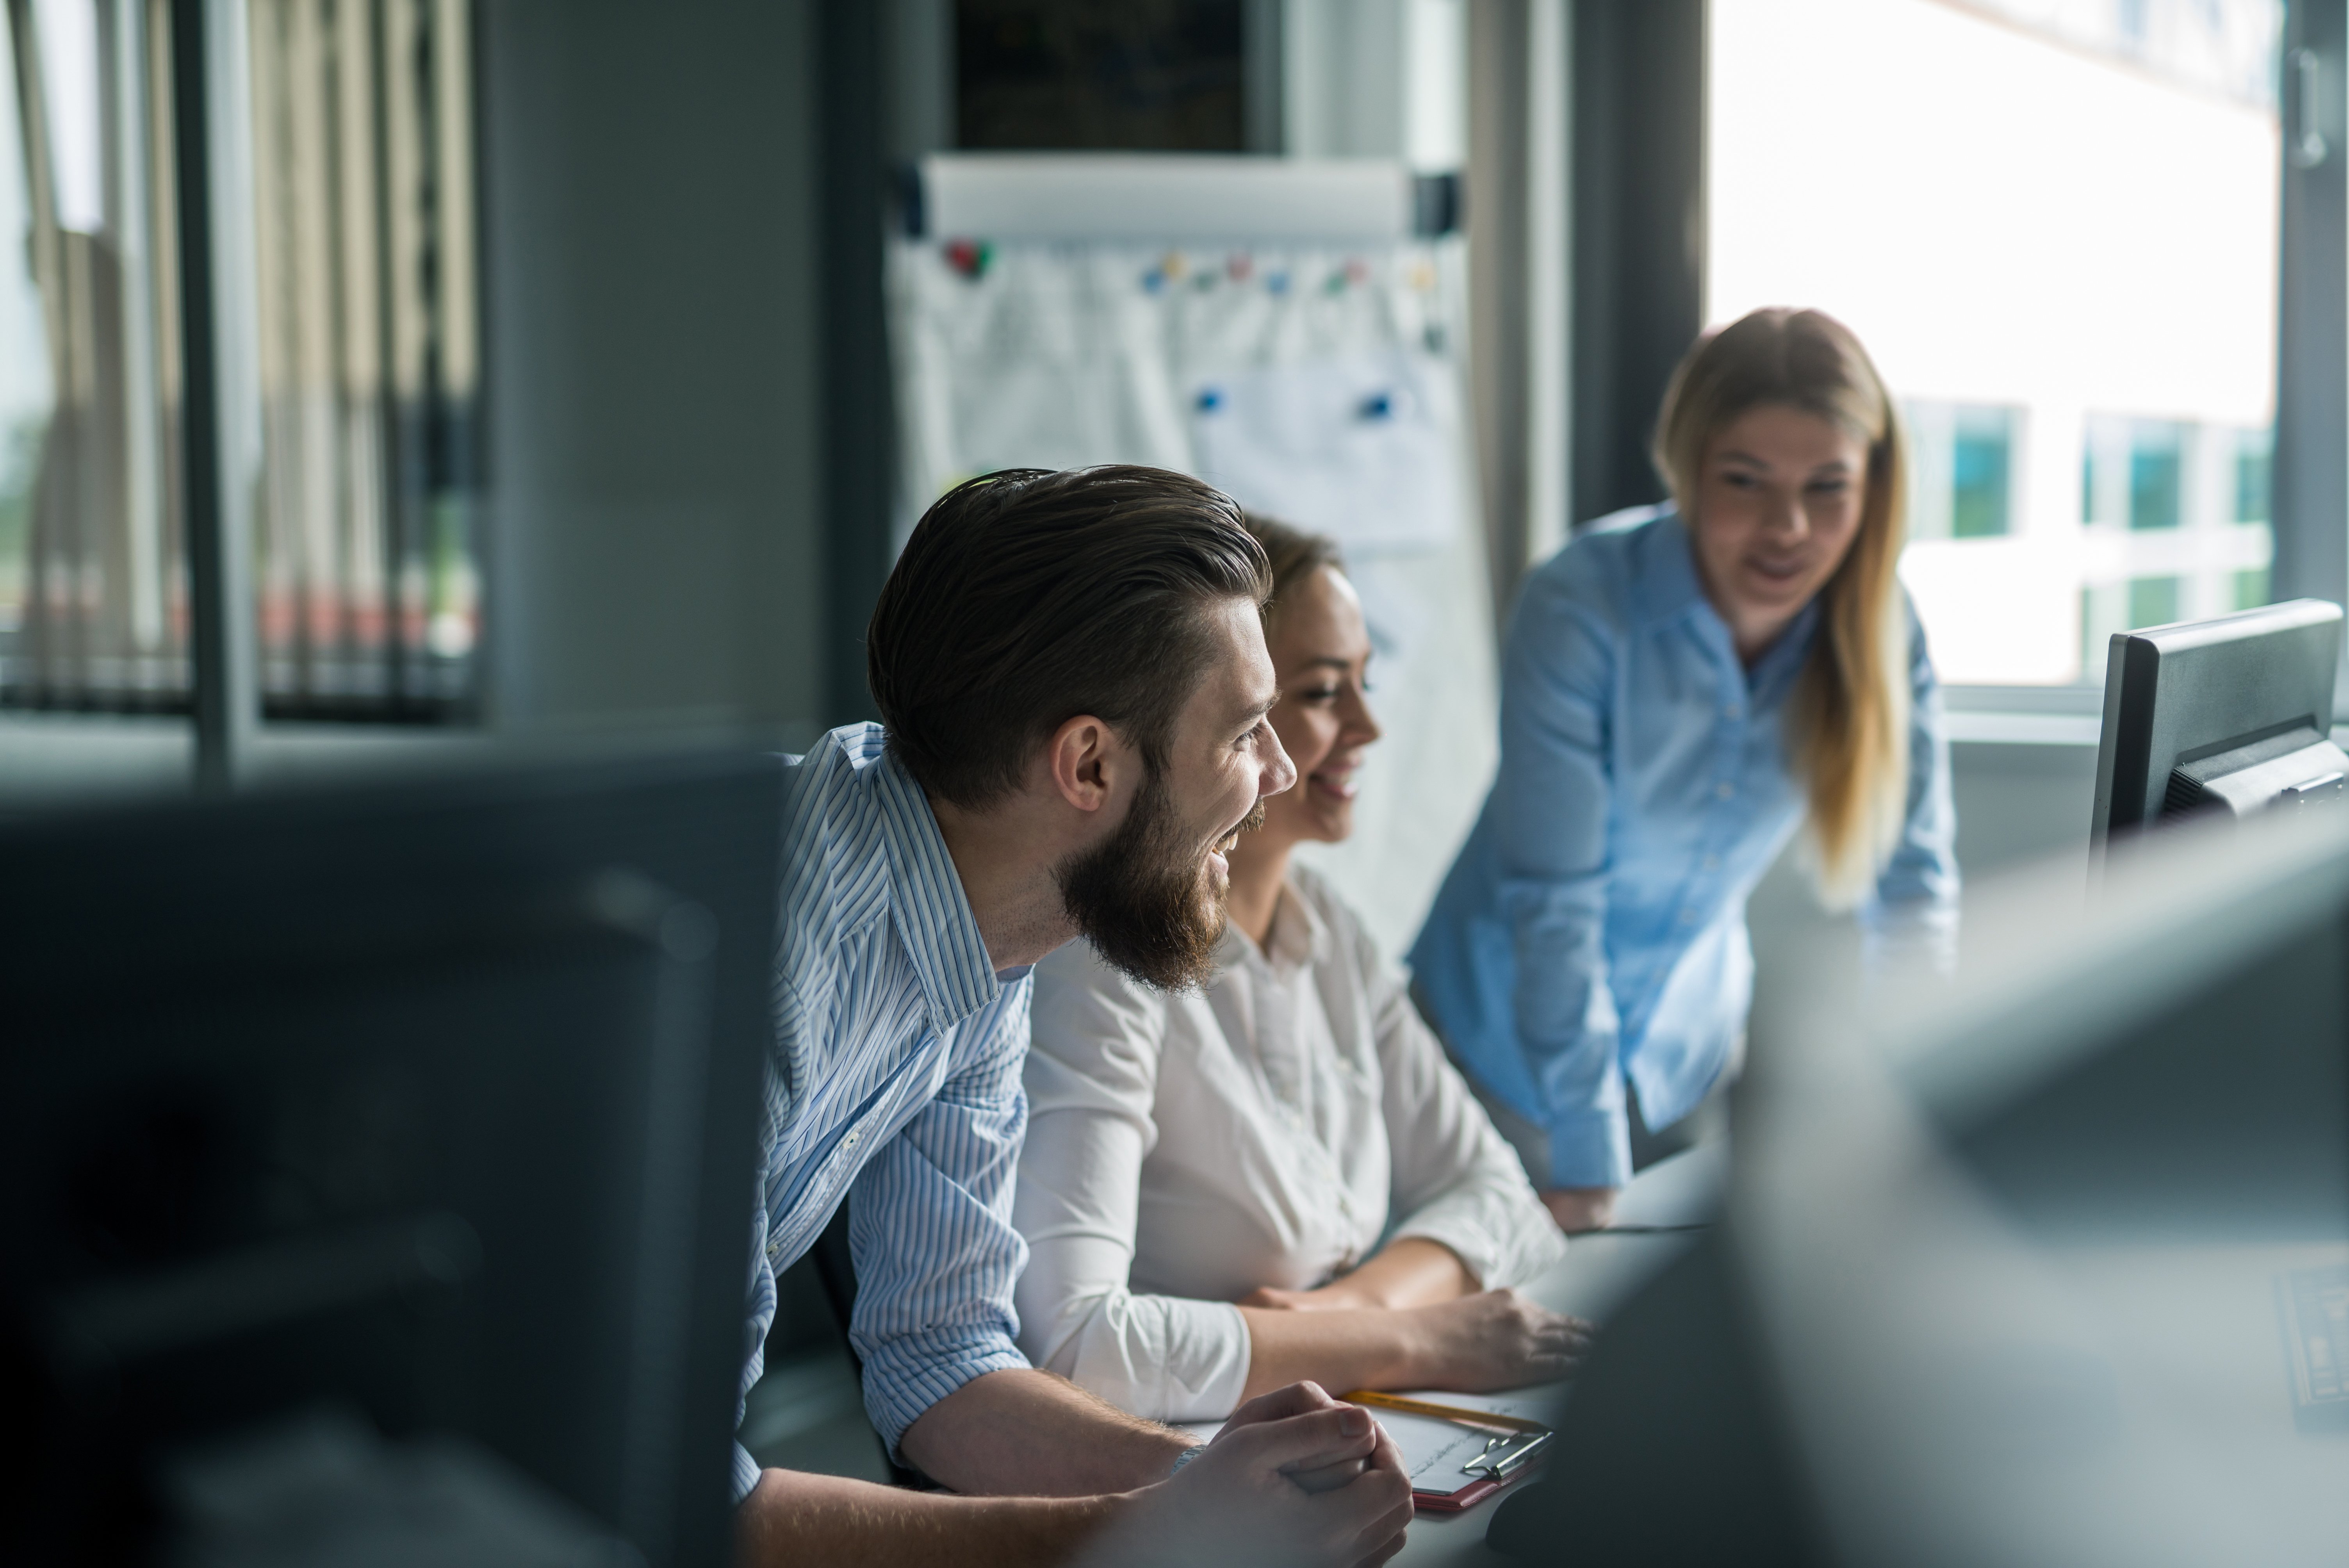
[1651,308,1910,908]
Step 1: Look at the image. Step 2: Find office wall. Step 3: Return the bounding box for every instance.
[478,0,827,744]
[1945,739,2102,875]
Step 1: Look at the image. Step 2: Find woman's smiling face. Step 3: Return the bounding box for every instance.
[1688,402,1871,662]
[1260,565,1383,848]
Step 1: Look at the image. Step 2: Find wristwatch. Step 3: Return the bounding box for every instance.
[1169,1444,1208,1477]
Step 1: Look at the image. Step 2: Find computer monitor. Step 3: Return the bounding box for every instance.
[0,751,781,1566]
[1489,796,2349,1566]
[2089,597,2347,854]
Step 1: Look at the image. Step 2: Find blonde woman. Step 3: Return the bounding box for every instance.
[1411,307,1959,1232]
[1012,517,1584,1424]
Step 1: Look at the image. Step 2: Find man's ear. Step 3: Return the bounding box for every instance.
[1044,713,1128,813]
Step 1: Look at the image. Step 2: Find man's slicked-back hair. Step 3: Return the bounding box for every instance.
[867,466,1274,810]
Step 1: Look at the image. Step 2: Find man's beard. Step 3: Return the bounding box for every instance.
[1056,768,1262,993]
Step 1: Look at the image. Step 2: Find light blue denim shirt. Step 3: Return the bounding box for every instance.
[1408,507,1957,1189]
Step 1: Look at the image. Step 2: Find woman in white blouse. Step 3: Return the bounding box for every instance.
[1014,517,1589,1424]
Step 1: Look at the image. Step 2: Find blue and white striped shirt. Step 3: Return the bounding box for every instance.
[734,723,1034,1501]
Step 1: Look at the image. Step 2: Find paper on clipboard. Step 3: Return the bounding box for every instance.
[1363,1406,1507,1496]
[1347,1392,1554,1499]
[1174,1389,1554,1504]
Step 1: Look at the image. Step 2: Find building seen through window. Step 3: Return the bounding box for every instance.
[246,0,479,718]
[1905,400,2018,542]
[0,0,184,709]
[0,0,479,720]
[1710,0,2281,688]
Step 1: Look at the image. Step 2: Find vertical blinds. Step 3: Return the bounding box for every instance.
[0,0,480,720]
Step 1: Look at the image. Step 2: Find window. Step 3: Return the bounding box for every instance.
[1906,400,2016,542]
[2128,420,2184,532]
[2233,424,2272,525]
[246,0,480,717]
[0,0,480,721]
[2081,574,2185,678]
[1950,404,2012,540]
[2077,413,2272,680]
[2130,574,2182,627]
[0,0,187,709]
[1709,0,2281,687]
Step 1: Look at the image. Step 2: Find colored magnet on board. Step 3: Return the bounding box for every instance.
[944,239,991,278]
[1359,392,1394,420]
[1196,387,1225,414]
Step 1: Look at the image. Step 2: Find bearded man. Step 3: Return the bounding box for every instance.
[734,467,1415,1568]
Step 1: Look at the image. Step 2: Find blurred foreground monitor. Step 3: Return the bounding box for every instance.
[1493,796,2348,1564]
[0,753,781,1566]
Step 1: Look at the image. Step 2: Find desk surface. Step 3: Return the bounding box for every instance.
[746,1142,1725,1555]
[1381,1141,1724,1566]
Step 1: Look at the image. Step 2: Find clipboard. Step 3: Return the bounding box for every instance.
[1339,1391,1553,1514]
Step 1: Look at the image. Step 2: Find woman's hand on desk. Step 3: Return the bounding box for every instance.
[1237,1287,1591,1400]
[1399,1290,1593,1393]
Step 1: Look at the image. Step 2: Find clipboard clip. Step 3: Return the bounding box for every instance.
[1462,1429,1552,1480]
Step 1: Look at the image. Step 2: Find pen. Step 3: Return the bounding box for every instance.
[1338,1390,1550,1435]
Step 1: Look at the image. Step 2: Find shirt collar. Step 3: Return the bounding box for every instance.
[1215,877,1332,975]
[1632,510,1823,695]
[1626,510,1707,627]
[869,747,1001,1030]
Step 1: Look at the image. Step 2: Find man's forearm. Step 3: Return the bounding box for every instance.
[738,1467,1121,1568]
[899,1368,1196,1497]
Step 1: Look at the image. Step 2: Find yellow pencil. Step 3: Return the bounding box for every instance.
[1338,1390,1550,1435]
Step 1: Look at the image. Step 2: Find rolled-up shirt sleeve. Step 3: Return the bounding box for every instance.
[1861,602,1961,971]
[732,1181,777,1503]
[1013,955,1252,1422]
[733,976,816,1504]
[1366,936,1567,1290]
[1495,568,1632,1189]
[845,980,1035,1457]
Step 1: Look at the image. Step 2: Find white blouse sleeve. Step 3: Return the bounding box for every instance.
[1359,921,1567,1290]
[1013,943,1253,1422]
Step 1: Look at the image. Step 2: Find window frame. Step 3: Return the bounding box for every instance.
[1570,0,2341,718]
[3,0,487,789]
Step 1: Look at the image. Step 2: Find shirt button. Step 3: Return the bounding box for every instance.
[843,1131,860,1149]
[1715,780,1734,800]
